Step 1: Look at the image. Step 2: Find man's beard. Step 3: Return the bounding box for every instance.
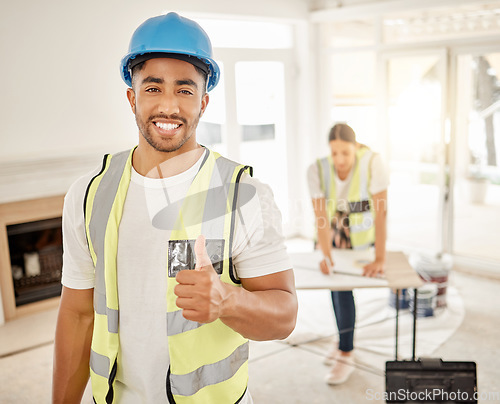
[136,113,201,153]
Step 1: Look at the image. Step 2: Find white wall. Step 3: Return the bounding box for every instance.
[0,0,308,163]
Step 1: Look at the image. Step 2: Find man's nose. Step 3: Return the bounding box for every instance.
[158,92,180,115]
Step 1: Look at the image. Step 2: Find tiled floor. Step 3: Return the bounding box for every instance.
[1,265,499,403]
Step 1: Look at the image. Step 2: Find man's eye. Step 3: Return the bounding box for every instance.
[180,90,193,95]
[146,88,160,93]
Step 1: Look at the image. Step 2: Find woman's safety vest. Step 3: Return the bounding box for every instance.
[316,147,375,249]
[84,147,253,404]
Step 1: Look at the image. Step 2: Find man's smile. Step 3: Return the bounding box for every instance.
[154,122,181,131]
[150,117,185,136]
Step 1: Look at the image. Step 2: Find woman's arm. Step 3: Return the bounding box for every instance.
[312,197,334,274]
[363,190,387,277]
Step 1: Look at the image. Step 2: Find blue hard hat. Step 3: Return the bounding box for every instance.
[120,12,220,91]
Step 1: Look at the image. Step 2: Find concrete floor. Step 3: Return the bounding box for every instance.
[248,269,500,404]
[0,269,499,403]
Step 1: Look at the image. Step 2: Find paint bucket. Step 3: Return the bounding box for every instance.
[409,253,452,308]
[409,283,438,318]
[389,288,410,309]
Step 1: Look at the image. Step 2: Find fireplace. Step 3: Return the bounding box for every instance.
[0,195,64,321]
[8,217,63,306]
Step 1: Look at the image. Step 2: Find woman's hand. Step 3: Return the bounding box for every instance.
[319,257,333,275]
[363,259,384,277]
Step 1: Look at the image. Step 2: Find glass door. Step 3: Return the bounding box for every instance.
[235,61,288,219]
[198,61,227,156]
[193,18,296,228]
[197,48,293,225]
[452,51,500,263]
[383,51,447,252]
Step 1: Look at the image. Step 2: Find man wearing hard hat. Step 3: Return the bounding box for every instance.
[53,13,297,404]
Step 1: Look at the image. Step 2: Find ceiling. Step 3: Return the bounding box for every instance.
[306,0,500,20]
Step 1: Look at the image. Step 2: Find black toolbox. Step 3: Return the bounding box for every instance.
[385,289,477,403]
[386,358,477,403]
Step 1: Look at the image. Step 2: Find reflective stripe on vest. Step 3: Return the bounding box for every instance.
[169,341,249,397]
[84,147,252,404]
[317,148,375,249]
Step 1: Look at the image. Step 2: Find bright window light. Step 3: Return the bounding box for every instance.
[196,18,293,49]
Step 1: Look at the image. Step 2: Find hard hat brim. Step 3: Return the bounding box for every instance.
[121,51,219,91]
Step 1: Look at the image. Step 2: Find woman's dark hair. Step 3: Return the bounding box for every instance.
[328,123,356,144]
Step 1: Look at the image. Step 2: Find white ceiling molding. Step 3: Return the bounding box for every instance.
[310,0,498,21]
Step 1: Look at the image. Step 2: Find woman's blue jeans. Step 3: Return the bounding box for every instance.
[330,290,355,352]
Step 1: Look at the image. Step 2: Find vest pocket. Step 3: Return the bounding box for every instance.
[168,239,225,277]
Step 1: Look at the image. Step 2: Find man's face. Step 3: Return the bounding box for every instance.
[127,58,209,154]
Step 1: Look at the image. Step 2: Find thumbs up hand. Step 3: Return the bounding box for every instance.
[194,234,212,271]
[174,235,228,323]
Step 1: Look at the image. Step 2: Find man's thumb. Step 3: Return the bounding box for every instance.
[194,235,212,271]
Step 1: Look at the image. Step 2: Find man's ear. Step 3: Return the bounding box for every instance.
[126,87,136,114]
[199,93,209,118]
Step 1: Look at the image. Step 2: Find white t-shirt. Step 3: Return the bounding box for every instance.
[306,153,389,211]
[61,149,292,403]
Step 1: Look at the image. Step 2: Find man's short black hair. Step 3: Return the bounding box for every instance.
[130,54,208,92]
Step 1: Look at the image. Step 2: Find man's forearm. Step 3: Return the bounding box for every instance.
[52,288,94,404]
[219,280,297,341]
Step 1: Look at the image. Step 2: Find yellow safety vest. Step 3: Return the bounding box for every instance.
[84,147,253,404]
[316,147,375,249]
